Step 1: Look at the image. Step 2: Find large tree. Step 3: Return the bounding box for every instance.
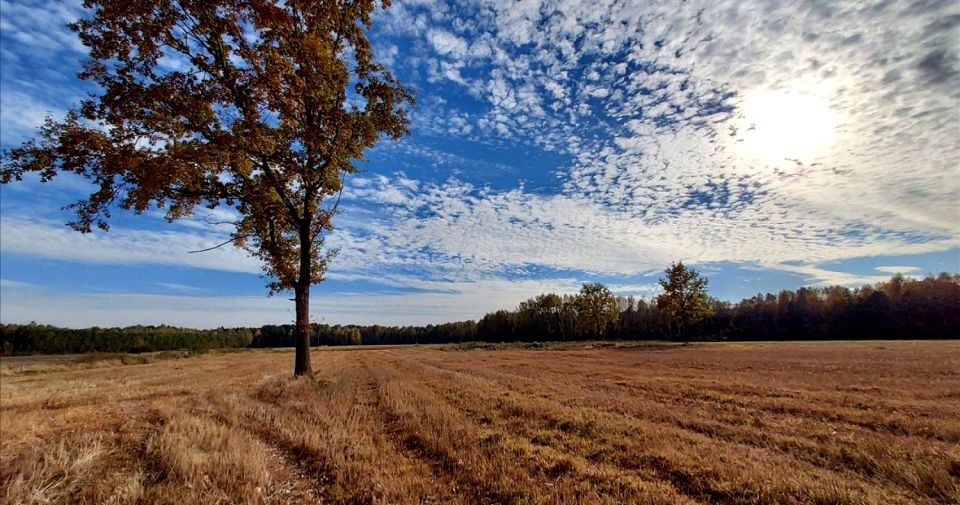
[656,261,712,343]
[0,0,413,375]
[574,283,620,337]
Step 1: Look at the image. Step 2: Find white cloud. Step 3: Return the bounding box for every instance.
[0,277,595,328]
[332,174,957,284]
[875,266,922,274]
[0,90,65,144]
[0,216,261,274]
[767,263,901,288]
[0,278,41,290]
[154,282,207,293]
[379,43,399,65]
[426,29,468,58]
[0,0,89,144]
[0,0,87,55]
[369,0,960,283]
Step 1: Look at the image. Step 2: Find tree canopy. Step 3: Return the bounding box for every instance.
[1,0,413,375]
[574,283,620,337]
[656,261,713,342]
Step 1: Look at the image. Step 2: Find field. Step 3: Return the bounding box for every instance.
[1,342,958,504]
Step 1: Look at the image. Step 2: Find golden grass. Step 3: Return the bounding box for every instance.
[1,341,958,504]
[0,350,199,377]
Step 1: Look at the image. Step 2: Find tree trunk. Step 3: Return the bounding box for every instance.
[293,284,312,376]
[293,205,314,376]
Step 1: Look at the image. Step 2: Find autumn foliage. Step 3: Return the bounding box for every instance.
[1,0,413,375]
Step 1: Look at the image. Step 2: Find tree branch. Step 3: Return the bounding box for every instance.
[187,236,240,253]
[312,185,343,242]
[259,158,303,226]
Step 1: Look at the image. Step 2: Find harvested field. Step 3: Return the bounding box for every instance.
[1,341,958,504]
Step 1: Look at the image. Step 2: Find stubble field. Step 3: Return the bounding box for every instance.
[1,341,958,504]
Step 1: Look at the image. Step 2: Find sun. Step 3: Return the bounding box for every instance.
[738,91,837,163]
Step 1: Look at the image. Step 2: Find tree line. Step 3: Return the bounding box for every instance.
[2,270,957,355]
[481,270,960,342]
[478,270,959,342]
[254,321,479,347]
[0,325,255,355]
[718,272,960,340]
[0,321,480,355]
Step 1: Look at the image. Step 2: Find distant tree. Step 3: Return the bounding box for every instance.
[517,293,565,340]
[656,262,713,343]
[885,273,905,302]
[478,310,515,341]
[316,325,362,346]
[536,293,565,339]
[574,283,620,337]
[0,0,413,376]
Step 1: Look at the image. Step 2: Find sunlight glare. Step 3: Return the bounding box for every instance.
[739,91,837,163]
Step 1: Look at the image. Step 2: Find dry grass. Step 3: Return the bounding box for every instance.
[1,341,958,504]
[0,350,200,377]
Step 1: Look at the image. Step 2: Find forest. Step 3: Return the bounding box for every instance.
[2,273,957,355]
[0,324,255,355]
[482,272,960,342]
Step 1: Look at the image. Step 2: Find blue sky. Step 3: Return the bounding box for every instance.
[1,0,958,328]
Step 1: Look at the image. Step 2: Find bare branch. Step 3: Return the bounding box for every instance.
[187,236,240,253]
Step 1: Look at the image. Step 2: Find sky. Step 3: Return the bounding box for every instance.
[1,0,959,328]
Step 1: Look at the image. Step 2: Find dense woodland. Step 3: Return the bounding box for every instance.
[2,273,957,355]
[485,273,960,342]
[0,325,255,355]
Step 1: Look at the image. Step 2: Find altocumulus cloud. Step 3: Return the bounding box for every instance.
[360,0,959,279]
